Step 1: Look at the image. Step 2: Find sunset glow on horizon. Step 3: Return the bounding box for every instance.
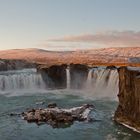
[0,0,140,50]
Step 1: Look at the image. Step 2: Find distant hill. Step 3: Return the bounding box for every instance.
[0,47,140,66]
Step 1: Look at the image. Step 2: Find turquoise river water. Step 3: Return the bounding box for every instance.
[0,90,140,140]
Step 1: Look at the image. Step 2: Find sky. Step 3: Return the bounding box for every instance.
[0,0,140,50]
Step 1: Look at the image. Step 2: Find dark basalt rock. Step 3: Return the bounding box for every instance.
[70,64,88,89]
[9,112,21,116]
[106,65,116,70]
[39,65,67,89]
[0,59,36,71]
[22,104,94,128]
[114,66,140,132]
[48,103,57,108]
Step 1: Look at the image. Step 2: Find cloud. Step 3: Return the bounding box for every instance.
[39,41,98,50]
[48,31,140,47]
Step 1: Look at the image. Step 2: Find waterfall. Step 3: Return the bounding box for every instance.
[86,68,119,100]
[94,69,111,89]
[86,68,94,89]
[0,69,46,92]
[106,70,119,95]
[0,67,119,100]
[66,67,71,89]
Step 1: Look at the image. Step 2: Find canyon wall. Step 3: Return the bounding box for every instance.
[114,67,140,132]
[0,59,36,71]
[39,64,89,89]
[39,65,67,89]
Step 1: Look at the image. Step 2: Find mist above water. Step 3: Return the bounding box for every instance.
[65,67,119,100]
[85,68,119,100]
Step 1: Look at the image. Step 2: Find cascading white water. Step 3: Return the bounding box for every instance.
[85,68,119,100]
[94,69,111,89]
[0,67,119,100]
[66,67,71,89]
[106,70,119,95]
[0,69,46,92]
[86,68,94,89]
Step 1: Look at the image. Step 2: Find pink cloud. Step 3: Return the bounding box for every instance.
[48,31,140,47]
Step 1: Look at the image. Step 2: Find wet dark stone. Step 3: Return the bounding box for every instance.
[0,59,36,71]
[39,65,67,89]
[106,65,116,70]
[22,104,94,128]
[48,103,57,108]
[9,112,21,116]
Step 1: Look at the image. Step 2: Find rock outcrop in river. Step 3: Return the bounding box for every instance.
[22,103,94,128]
[115,67,140,132]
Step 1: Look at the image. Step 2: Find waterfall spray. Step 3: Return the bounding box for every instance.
[85,68,119,100]
[0,69,46,92]
[0,67,119,100]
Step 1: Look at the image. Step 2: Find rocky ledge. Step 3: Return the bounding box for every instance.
[0,59,36,71]
[22,103,94,128]
[114,67,140,133]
